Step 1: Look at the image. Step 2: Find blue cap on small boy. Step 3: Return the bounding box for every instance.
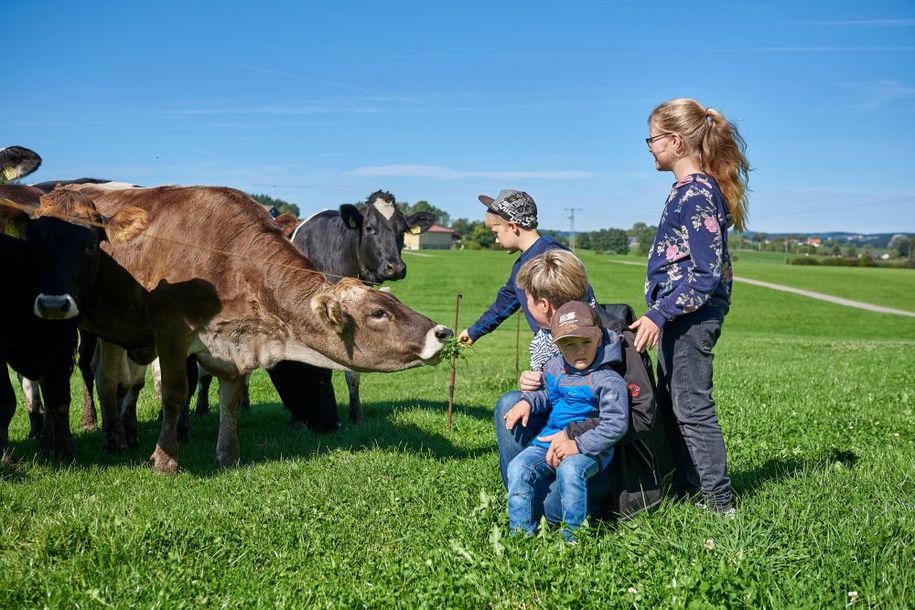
[550,301,603,341]
[478,189,538,229]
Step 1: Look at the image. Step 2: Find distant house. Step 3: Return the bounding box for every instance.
[404,224,455,250]
[806,237,822,247]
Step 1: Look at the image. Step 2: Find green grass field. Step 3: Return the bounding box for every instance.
[2,249,914,608]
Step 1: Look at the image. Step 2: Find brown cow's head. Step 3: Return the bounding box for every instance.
[311,278,452,371]
[30,188,151,320]
[339,190,436,284]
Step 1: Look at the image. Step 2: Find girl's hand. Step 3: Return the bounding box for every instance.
[630,315,661,353]
[518,370,542,392]
[504,400,532,430]
[457,329,474,345]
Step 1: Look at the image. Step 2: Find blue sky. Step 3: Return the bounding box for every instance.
[5,0,914,233]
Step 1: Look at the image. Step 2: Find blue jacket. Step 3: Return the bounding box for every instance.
[644,173,733,330]
[521,330,629,461]
[467,237,594,341]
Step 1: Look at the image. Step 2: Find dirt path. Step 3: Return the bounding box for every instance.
[606,260,915,317]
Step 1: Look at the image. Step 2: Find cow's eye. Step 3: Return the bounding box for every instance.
[370,309,388,320]
[84,243,98,255]
[365,225,376,234]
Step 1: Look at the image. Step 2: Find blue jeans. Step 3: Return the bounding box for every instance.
[494,391,614,522]
[657,305,732,508]
[507,446,603,538]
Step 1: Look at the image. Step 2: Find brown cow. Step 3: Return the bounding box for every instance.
[44,184,450,472]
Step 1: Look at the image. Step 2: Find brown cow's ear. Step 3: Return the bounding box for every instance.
[105,206,151,243]
[311,292,349,335]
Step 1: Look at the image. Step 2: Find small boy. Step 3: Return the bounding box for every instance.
[504,301,629,541]
[457,189,593,369]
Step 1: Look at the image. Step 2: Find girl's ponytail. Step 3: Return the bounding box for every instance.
[651,99,751,231]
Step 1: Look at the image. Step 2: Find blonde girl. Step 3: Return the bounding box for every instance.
[630,98,749,514]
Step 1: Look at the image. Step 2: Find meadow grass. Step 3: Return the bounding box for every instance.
[2,249,913,608]
[597,251,915,312]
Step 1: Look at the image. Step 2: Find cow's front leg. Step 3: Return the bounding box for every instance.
[78,330,98,430]
[0,366,16,459]
[150,344,189,474]
[95,339,128,452]
[216,376,245,467]
[121,362,147,448]
[39,367,75,462]
[345,370,363,423]
[18,375,44,438]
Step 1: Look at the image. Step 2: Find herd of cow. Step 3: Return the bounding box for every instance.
[0,145,450,473]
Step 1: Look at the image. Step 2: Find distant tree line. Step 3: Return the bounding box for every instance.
[250,193,300,218]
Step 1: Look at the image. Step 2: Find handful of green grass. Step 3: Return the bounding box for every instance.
[441,336,470,362]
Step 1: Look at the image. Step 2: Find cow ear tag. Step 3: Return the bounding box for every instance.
[409,225,423,235]
[347,217,358,229]
[4,224,19,238]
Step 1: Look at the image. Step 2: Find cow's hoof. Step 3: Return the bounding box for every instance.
[53,441,76,464]
[81,420,98,432]
[28,413,44,438]
[102,434,128,453]
[287,417,307,430]
[308,419,342,434]
[348,411,365,424]
[150,446,179,474]
[216,453,241,468]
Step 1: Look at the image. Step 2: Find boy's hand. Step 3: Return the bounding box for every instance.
[630,316,660,353]
[457,329,474,345]
[538,431,580,467]
[518,370,542,392]
[504,400,532,430]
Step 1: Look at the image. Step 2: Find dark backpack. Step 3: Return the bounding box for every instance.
[594,303,658,444]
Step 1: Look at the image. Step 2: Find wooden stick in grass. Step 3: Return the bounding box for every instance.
[447,291,462,430]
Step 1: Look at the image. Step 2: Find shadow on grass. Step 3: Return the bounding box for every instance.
[2,398,498,479]
[730,448,858,498]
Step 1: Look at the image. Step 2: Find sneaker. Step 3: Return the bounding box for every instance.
[694,500,737,519]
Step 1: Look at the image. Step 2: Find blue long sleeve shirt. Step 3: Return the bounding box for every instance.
[644,173,733,329]
[467,236,595,341]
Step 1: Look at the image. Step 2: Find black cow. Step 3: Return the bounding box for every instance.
[195,191,436,425]
[0,186,149,459]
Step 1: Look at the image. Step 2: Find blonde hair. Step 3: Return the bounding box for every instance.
[516,249,589,307]
[650,98,750,231]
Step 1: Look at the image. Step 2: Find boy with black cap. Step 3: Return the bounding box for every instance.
[503,301,629,542]
[457,189,593,370]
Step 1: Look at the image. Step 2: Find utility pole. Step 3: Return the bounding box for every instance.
[565,207,583,252]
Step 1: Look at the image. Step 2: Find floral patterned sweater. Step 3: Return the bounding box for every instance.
[644,173,733,329]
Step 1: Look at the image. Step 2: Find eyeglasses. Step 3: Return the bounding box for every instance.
[645,133,674,149]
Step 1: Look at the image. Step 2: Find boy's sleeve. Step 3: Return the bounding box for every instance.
[644,190,724,330]
[520,387,550,414]
[520,362,558,414]
[466,273,520,341]
[572,370,629,456]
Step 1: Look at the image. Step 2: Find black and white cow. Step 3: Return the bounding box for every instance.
[284,190,435,423]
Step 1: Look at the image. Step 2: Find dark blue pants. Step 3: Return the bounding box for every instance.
[657,306,732,508]
[494,391,613,522]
